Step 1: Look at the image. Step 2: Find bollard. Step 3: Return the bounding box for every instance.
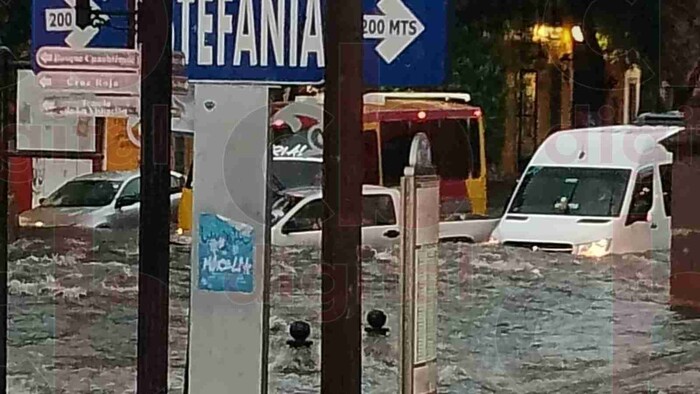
[365,310,390,336]
[287,321,313,348]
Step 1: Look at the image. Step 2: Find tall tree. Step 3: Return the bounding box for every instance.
[0,0,31,56]
[661,1,700,107]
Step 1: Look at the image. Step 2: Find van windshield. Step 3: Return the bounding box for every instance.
[509,166,632,217]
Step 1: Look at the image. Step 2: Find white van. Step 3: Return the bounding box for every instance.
[490,125,683,257]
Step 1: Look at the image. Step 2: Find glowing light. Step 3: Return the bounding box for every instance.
[473,109,483,118]
[34,221,44,228]
[576,239,611,258]
[417,111,427,120]
[572,25,584,43]
[271,119,286,128]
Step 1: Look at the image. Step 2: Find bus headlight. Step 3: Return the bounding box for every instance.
[575,238,612,258]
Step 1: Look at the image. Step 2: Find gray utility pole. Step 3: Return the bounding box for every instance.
[321,0,364,392]
[137,0,172,392]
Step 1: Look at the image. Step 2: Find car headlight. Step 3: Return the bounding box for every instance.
[18,216,30,227]
[19,217,44,227]
[575,238,612,258]
[487,235,499,245]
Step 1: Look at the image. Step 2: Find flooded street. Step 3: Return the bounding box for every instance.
[6,233,700,393]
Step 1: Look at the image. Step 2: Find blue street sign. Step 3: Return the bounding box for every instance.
[31,0,131,70]
[172,0,447,86]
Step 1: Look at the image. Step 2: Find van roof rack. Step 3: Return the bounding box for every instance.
[633,111,685,126]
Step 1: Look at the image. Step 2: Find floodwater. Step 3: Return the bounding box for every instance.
[7,232,700,393]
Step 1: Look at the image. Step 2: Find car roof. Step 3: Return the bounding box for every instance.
[531,125,683,168]
[72,170,183,182]
[73,171,139,181]
[283,184,396,199]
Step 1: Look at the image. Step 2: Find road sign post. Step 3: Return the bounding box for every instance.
[321,0,364,391]
[399,133,440,394]
[137,0,172,392]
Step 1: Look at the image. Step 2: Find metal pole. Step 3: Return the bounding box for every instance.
[321,0,364,391]
[0,46,13,394]
[399,175,416,394]
[137,0,172,392]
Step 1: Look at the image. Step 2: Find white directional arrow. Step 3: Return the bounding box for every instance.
[363,0,425,64]
[38,75,52,88]
[63,0,106,48]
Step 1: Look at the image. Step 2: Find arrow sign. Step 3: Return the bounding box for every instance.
[37,71,140,95]
[36,46,140,71]
[32,0,130,73]
[169,0,446,85]
[363,0,425,63]
[42,96,140,117]
[61,0,105,48]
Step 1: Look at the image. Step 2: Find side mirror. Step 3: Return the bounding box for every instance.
[116,195,139,209]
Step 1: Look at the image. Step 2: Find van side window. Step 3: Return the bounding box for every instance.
[283,199,324,233]
[625,167,654,226]
[660,164,672,217]
[362,195,396,226]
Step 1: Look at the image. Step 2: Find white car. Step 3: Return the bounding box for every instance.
[271,185,499,249]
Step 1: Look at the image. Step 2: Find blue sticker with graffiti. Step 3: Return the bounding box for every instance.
[198,213,255,293]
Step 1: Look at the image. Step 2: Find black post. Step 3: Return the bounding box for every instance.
[321,0,364,392]
[137,0,172,392]
[127,0,137,49]
[0,46,13,394]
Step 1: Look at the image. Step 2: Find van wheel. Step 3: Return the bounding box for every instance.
[439,237,474,244]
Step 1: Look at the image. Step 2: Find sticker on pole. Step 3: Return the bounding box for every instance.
[198,213,255,294]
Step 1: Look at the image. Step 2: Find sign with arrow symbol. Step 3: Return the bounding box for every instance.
[171,0,447,86]
[362,0,426,64]
[32,0,130,72]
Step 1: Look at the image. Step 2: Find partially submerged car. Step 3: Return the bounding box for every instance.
[19,170,184,231]
[271,185,498,249]
[490,125,682,257]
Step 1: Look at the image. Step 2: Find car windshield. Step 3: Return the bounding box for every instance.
[42,180,122,208]
[271,194,304,225]
[271,160,322,190]
[509,166,631,217]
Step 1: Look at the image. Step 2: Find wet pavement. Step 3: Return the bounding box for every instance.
[6,232,700,393]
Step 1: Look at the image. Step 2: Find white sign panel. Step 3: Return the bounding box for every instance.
[16,69,96,152]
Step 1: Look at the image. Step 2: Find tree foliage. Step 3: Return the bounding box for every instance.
[0,0,31,57]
